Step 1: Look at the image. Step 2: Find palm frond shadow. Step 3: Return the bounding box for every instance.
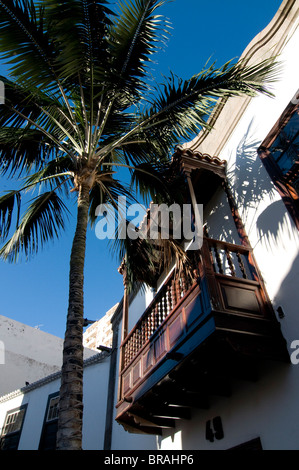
[225,119,283,244]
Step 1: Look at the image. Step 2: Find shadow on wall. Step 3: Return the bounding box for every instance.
[204,118,298,253]
[255,199,297,252]
[224,118,299,341]
[225,119,298,247]
[227,121,276,212]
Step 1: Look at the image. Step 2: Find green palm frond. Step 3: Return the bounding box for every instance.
[89,175,136,227]
[0,0,59,91]
[24,157,75,195]
[107,0,170,102]
[129,160,186,205]
[0,127,55,176]
[0,77,82,165]
[42,0,114,82]
[96,57,279,162]
[0,191,69,262]
[0,1,279,274]
[0,190,21,241]
[111,219,190,291]
[138,57,279,147]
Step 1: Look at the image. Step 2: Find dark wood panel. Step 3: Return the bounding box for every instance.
[221,284,261,314]
[168,314,184,347]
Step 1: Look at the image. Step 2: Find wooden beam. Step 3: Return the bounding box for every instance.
[151,406,191,420]
[128,411,176,429]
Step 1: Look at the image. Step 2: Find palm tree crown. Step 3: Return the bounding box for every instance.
[0,0,278,450]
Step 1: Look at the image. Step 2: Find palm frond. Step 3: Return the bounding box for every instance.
[130,57,280,149]
[0,77,81,164]
[128,160,186,205]
[0,0,59,91]
[89,173,138,227]
[0,191,69,262]
[111,220,190,292]
[0,190,21,241]
[107,0,170,100]
[96,57,279,160]
[24,157,74,195]
[0,127,55,177]
[43,0,114,81]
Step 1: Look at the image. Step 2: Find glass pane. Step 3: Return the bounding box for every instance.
[269,110,299,187]
[47,396,59,421]
[2,408,25,435]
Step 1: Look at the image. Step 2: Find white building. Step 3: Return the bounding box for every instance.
[1,0,299,451]
[0,352,110,450]
[0,314,98,397]
[0,314,64,397]
[114,0,299,450]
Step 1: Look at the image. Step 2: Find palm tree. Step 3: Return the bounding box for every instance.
[0,0,278,450]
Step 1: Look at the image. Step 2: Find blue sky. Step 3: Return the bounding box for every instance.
[0,0,282,338]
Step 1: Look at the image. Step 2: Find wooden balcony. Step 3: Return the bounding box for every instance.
[115,237,289,435]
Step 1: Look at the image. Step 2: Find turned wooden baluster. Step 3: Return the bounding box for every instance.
[175,275,181,303]
[125,339,129,366]
[133,331,137,356]
[141,319,145,344]
[150,307,155,335]
[181,270,187,295]
[236,251,248,279]
[127,337,131,365]
[225,248,236,276]
[124,343,128,368]
[146,312,151,341]
[154,303,159,331]
[163,285,170,320]
[171,278,177,307]
[159,296,164,324]
[136,328,141,354]
[166,283,172,316]
[130,336,134,363]
[214,244,223,274]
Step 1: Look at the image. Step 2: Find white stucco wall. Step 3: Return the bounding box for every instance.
[158,361,299,450]
[0,375,61,450]
[0,353,111,450]
[110,305,157,451]
[157,1,299,451]
[0,315,64,396]
[82,355,111,450]
[215,19,299,350]
[0,314,97,397]
[2,1,298,452]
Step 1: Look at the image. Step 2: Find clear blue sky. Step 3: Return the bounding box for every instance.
[0,0,282,338]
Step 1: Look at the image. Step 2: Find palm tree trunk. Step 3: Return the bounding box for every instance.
[56,182,90,450]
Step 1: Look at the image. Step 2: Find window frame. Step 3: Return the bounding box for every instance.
[0,404,27,450]
[258,93,299,231]
[38,392,59,450]
[46,394,59,422]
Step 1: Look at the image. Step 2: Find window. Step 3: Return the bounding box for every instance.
[268,109,299,192]
[258,92,299,230]
[39,393,59,450]
[0,405,27,450]
[46,395,59,422]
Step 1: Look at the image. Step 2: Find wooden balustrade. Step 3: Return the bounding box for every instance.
[116,237,289,434]
[205,237,257,280]
[120,239,263,373]
[120,251,202,370]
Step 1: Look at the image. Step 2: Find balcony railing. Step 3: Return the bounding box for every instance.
[116,237,289,434]
[121,251,201,370]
